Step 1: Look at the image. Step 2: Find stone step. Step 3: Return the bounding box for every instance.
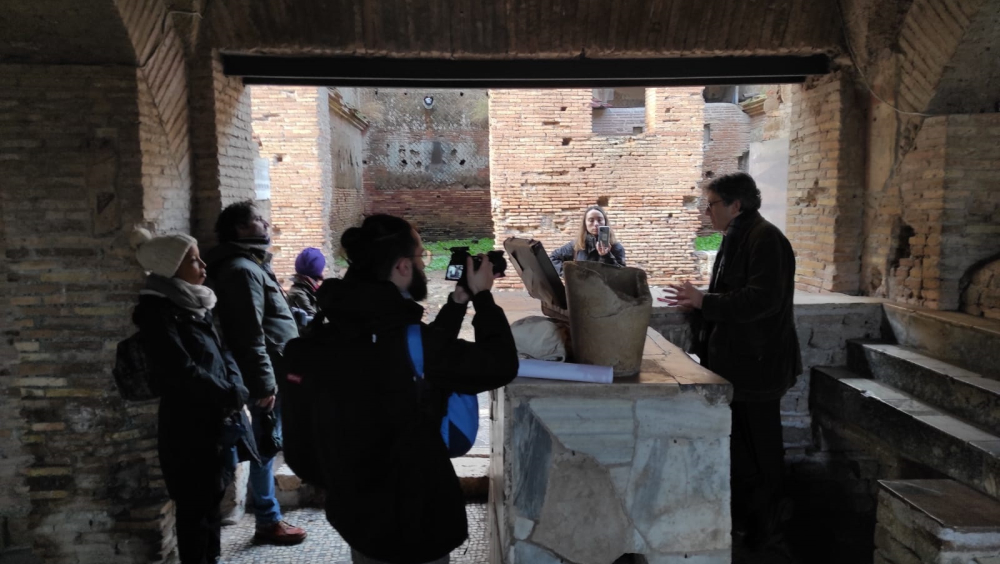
[274,460,325,509]
[811,366,1000,501]
[875,479,1000,564]
[847,340,1000,436]
[883,303,1000,380]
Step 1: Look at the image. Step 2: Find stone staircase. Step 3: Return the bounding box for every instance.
[810,303,1000,562]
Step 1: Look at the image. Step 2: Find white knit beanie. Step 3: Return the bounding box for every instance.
[130,227,197,277]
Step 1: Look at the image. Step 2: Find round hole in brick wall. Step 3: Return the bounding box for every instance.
[459,159,466,165]
[460,92,464,96]
[401,159,407,165]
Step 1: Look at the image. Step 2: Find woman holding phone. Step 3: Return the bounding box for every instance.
[549,205,626,276]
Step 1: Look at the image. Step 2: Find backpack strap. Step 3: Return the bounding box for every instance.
[406,324,424,378]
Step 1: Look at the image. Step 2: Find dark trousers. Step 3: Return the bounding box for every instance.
[175,486,226,564]
[731,399,785,541]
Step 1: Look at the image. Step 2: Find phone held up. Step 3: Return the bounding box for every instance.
[445,246,508,290]
[598,225,611,247]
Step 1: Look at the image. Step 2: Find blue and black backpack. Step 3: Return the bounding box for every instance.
[406,325,479,458]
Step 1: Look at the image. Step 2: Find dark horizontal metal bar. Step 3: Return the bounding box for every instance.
[240,75,808,88]
[223,54,829,87]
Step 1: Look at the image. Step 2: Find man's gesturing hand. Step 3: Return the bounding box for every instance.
[662,281,704,311]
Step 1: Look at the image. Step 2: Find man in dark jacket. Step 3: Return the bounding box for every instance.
[665,173,802,551]
[284,214,519,564]
[204,201,306,545]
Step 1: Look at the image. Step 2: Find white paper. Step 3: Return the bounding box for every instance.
[516,359,613,384]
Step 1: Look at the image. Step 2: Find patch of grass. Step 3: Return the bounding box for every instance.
[331,237,496,271]
[424,238,495,271]
[695,232,723,252]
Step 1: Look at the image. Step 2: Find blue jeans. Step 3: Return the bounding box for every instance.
[247,397,283,527]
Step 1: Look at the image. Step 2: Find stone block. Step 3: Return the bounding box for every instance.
[645,551,730,564]
[528,398,635,465]
[511,404,552,522]
[512,541,567,564]
[625,438,731,553]
[636,397,730,440]
[531,452,630,564]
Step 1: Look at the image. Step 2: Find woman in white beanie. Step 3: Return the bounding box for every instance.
[129,228,257,564]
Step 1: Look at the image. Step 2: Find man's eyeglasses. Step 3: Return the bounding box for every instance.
[412,249,433,262]
[706,199,725,210]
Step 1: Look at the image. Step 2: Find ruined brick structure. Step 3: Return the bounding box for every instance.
[701,103,752,234]
[328,88,368,254]
[489,88,705,287]
[592,107,648,135]
[249,86,366,282]
[251,86,333,284]
[361,89,492,240]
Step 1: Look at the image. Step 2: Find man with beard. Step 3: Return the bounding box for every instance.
[286,214,519,564]
[204,201,307,545]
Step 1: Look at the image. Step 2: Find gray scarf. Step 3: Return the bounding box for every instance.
[141,274,218,318]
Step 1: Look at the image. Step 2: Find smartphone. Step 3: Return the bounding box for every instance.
[598,225,611,246]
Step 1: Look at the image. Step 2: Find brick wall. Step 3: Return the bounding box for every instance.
[701,103,751,233]
[785,72,866,294]
[118,0,192,232]
[963,258,1000,319]
[0,64,172,563]
[361,89,492,240]
[747,85,793,144]
[138,77,189,233]
[862,114,1000,311]
[592,107,647,135]
[489,88,704,287]
[251,86,333,284]
[190,51,256,245]
[329,87,367,252]
[939,114,1000,310]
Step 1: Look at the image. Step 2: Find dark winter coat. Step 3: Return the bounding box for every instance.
[132,295,257,500]
[286,275,319,332]
[286,275,319,317]
[691,210,802,401]
[283,278,519,564]
[549,235,626,276]
[204,242,299,399]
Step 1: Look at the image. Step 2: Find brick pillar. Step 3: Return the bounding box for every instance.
[786,71,866,294]
[0,64,169,563]
[252,86,334,284]
[189,50,255,245]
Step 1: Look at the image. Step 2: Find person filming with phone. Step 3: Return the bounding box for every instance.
[548,204,626,276]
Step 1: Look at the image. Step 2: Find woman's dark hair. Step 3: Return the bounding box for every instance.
[706,172,762,213]
[215,200,257,243]
[340,214,418,282]
[574,205,618,252]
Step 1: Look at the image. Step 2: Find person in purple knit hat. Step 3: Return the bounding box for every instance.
[287,247,326,331]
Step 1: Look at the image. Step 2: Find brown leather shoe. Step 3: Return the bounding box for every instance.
[254,520,307,545]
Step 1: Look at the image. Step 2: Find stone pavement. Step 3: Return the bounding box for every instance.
[221,504,489,564]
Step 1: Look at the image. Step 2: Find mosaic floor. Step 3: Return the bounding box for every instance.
[221,504,489,564]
